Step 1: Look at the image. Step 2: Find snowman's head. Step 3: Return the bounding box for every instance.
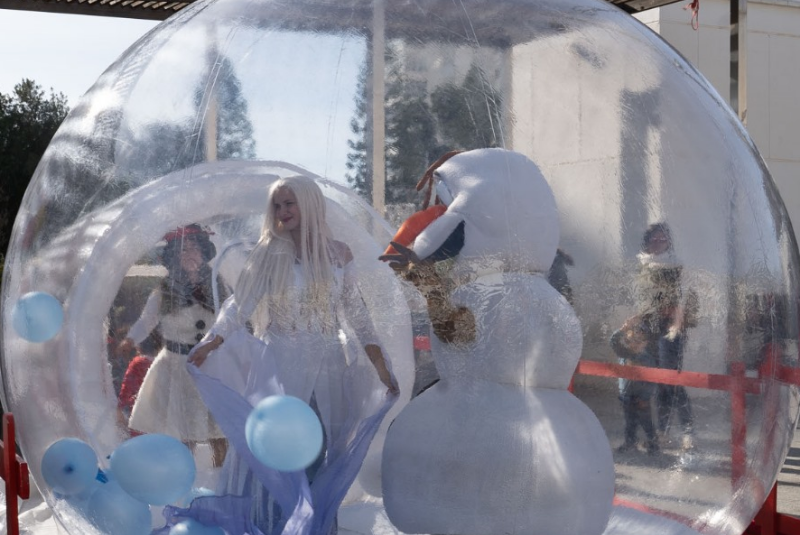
[412,148,560,277]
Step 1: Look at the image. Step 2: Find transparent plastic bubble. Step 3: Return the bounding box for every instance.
[1,0,798,534]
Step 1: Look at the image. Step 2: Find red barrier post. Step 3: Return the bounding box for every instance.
[1,413,29,535]
[730,361,748,487]
[748,483,778,535]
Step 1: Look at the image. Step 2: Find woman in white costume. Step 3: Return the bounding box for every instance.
[122,224,228,466]
[187,175,398,535]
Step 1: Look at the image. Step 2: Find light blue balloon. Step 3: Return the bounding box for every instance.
[85,480,151,535]
[110,434,196,505]
[62,476,103,517]
[41,438,98,496]
[11,291,64,343]
[169,518,225,535]
[245,395,323,472]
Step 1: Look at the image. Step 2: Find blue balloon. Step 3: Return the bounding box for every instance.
[11,291,64,343]
[245,395,323,472]
[169,518,225,535]
[85,479,151,535]
[41,438,98,496]
[110,434,196,505]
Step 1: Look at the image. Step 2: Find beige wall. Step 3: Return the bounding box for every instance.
[636,0,800,234]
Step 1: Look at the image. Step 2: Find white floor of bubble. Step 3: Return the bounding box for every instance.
[5,497,704,535]
[1,443,704,535]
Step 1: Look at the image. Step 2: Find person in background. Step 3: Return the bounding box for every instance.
[610,316,659,455]
[119,224,228,466]
[636,222,697,452]
[548,248,574,305]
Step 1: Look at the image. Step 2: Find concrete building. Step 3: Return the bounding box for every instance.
[636,0,800,230]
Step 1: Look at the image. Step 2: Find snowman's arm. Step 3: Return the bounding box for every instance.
[404,262,476,346]
[428,295,476,346]
[382,241,475,345]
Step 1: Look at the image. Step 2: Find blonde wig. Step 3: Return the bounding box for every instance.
[235,175,336,333]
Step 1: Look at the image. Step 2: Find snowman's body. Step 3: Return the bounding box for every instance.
[382,149,615,535]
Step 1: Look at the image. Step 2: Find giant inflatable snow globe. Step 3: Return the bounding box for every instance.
[2,0,799,534]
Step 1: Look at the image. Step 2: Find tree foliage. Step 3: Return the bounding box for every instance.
[346,65,373,200]
[208,55,256,161]
[121,53,256,181]
[0,79,69,262]
[383,50,444,204]
[347,49,503,204]
[431,64,503,151]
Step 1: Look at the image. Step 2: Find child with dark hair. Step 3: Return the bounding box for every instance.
[611,316,659,455]
[120,224,229,466]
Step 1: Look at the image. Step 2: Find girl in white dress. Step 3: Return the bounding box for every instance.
[121,225,228,467]
[187,175,398,535]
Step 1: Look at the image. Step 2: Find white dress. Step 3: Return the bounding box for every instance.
[206,259,380,445]
[128,290,225,441]
[196,258,386,534]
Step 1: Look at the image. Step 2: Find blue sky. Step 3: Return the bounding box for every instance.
[0,10,158,104]
[0,10,364,182]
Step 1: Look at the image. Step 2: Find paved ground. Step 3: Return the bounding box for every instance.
[573,376,800,525]
[413,352,800,524]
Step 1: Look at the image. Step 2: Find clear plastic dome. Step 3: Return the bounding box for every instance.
[2,0,799,534]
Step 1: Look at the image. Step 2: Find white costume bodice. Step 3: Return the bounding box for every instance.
[161,303,217,346]
[127,290,216,348]
[257,263,344,338]
[205,258,379,413]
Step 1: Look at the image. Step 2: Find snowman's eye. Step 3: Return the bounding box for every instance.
[435,178,454,207]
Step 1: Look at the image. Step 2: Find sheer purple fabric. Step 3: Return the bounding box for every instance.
[154,494,265,535]
[182,345,396,535]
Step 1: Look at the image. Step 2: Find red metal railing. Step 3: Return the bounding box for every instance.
[0,413,30,535]
[574,349,800,535]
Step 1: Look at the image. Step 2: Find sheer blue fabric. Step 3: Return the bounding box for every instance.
[179,338,396,535]
[155,494,265,535]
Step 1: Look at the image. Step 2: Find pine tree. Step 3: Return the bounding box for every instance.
[120,52,257,181]
[383,48,442,204]
[0,79,69,261]
[346,52,503,206]
[205,54,257,161]
[431,64,503,150]
[346,64,373,200]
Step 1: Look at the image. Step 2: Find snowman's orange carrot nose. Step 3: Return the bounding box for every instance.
[382,204,447,257]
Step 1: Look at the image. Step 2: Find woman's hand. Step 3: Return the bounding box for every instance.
[365,344,400,395]
[188,335,224,367]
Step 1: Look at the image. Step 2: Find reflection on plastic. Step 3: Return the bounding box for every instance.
[0,0,797,534]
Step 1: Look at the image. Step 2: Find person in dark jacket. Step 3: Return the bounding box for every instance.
[636,223,697,451]
[611,316,659,455]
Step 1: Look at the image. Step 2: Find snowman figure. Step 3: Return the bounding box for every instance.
[381,148,615,535]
